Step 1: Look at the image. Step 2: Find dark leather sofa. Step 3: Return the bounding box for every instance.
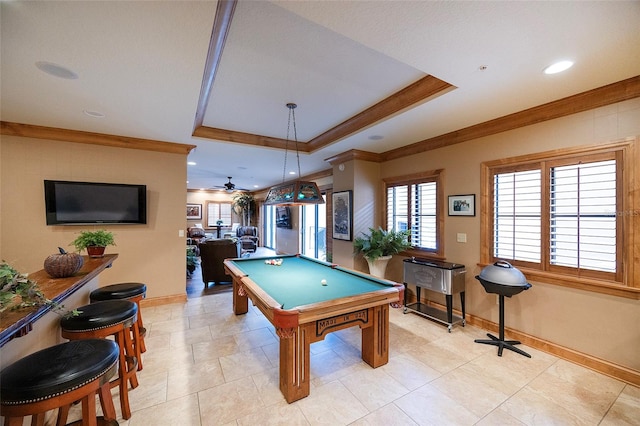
[198,238,241,287]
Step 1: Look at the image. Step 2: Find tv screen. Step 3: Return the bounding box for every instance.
[275,206,291,229]
[44,180,147,225]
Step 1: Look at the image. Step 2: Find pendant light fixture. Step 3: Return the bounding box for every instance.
[264,103,324,206]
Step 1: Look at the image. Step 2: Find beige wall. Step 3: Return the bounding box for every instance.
[379,98,640,372]
[331,159,381,270]
[0,136,189,300]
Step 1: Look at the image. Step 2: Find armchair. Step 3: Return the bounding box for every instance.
[236,226,258,252]
[187,227,206,245]
[199,238,241,287]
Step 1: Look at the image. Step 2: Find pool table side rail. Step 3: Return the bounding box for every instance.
[223,258,250,280]
[239,275,403,328]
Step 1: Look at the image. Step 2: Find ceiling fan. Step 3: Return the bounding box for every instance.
[223,177,236,193]
[207,176,249,193]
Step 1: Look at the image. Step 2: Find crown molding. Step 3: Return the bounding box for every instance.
[0,122,196,155]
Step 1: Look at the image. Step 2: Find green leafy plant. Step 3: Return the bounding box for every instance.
[70,230,116,252]
[353,227,412,261]
[232,192,255,226]
[186,246,198,276]
[0,262,79,316]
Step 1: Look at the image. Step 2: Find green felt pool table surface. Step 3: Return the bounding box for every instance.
[226,255,396,309]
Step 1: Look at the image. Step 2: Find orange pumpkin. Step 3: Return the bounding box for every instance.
[44,247,84,278]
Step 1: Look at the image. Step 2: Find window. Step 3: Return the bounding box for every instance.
[206,202,232,227]
[549,159,617,274]
[385,170,444,256]
[482,139,638,298]
[301,195,327,260]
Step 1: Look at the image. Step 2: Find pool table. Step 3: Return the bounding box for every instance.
[223,254,404,403]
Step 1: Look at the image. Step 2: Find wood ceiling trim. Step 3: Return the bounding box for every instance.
[193,126,293,151]
[383,75,640,161]
[307,75,454,152]
[0,122,196,155]
[325,149,383,165]
[193,0,237,131]
[193,75,453,153]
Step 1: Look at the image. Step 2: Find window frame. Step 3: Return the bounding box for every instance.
[384,169,445,259]
[481,138,639,299]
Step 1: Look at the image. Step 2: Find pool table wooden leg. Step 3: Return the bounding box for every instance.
[232,278,248,315]
[279,323,313,403]
[361,304,390,368]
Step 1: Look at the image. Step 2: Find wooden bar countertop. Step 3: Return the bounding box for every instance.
[0,254,118,347]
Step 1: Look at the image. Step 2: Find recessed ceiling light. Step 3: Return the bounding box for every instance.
[35,61,78,79]
[253,185,259,188]
[289,171,296,175]
[187,161,196,166]
[368,135,383,140]
[543,60,574,75]
[83,110,105,118]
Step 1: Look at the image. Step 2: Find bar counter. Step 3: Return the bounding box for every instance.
[0,254,118,348]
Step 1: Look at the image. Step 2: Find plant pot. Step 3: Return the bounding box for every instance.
[366,255,392,278]
[86,246,106,258]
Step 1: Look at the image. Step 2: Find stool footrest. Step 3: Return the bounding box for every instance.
[67,415,119,426]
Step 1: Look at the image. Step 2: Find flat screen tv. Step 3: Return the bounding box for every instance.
[44,180,147,225]
[275,206,291,229]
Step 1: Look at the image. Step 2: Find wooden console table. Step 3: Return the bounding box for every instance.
[0,254,118,348]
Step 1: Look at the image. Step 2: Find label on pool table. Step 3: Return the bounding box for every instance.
[316,309,369,335]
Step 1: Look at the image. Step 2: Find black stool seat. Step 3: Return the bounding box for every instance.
[61,300,140,420]
[61,300,137,331]
[0,339,118,404]
[90,283,146,302]
[89,283,148,368]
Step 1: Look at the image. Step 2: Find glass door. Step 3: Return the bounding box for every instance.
[301,194,326,260]
[263,205,276,250]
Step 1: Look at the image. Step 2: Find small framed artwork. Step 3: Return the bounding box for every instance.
[186,203,202,220]
[332,190,353,241]
[448,194,475,216]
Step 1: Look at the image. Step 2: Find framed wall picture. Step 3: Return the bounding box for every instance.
[187,203,202,220]
[448,194,475,216]
[332,190,353,241]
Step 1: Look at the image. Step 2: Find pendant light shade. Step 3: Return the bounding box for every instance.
[264,181,323,205]
[264,103,324,206]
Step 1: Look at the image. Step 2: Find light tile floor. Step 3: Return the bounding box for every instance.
[69,287,639,425]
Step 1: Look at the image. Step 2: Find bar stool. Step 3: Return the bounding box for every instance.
[90,283,147,369]
[61,300,140,420]
[0,339,119,426]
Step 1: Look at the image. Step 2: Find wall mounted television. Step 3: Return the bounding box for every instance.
[275,206,291,229]
[44,180,147,225]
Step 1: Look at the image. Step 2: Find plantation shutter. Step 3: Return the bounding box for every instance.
[549,159,617,272]
[493,169,542,263]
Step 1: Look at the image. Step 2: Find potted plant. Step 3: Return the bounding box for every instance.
[353,227,412,278]
[0,262,79,316]
[70,230,116,258]
[232,192,255,226]
[186,246,198,276]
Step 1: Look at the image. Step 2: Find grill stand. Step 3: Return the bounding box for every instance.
[474,294,531,358]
